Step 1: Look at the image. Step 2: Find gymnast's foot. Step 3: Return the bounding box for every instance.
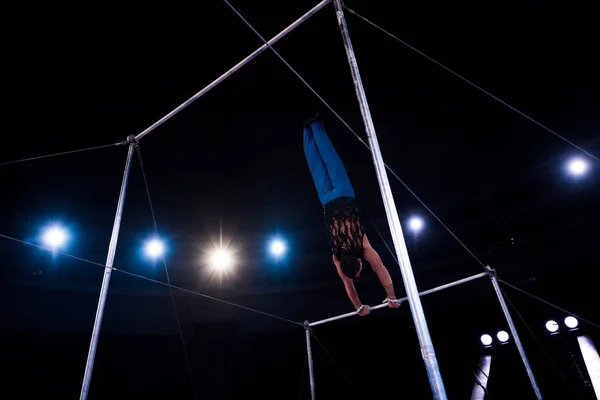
[304,113,320,127]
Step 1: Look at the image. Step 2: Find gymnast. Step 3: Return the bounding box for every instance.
[303,117,402,316]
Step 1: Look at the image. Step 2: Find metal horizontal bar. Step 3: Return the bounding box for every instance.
[135,0,331,141]
[309,271,488,327]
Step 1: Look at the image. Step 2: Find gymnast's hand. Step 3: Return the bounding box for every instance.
[357,305,370,316]
[384,298,402,309]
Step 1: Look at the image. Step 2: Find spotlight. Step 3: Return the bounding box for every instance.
[41,225,68,250]
[210,249,233,271]
[480,334,493,346]
[269,238,286,257]
[545,320,559,333]
[497,331,510,343]
[567,157,589,177]
[408,216,424,232]
[564,316,579,329]
[144,238,165,259]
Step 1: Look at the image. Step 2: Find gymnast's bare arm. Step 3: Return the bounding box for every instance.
[362,235,401,308]
[333,255,370,316]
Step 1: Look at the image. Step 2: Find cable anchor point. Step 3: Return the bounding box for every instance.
[485,265,497,278]
[126,135,140,148]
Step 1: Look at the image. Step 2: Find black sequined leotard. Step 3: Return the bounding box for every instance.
[324,197,366,260]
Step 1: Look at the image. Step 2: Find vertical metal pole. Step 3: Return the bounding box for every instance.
[487,266,543,399]
[304,322,316,400]
[331,2,447,399]
[79,137,137,400]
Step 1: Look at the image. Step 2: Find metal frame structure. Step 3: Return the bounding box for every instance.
[303,268,542,399]
[75,1,542,399]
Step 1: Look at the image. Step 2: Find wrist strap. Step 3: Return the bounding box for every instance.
[357,305,364,313]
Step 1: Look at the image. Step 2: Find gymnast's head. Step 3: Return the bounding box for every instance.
[340,255,362,279]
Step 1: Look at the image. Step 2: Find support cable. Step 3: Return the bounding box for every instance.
[135,145,198,400]
[299,353,307,400]
[0,232,303,327]
[0,233,108,268]
[221,0,488,274]
[498,279,600,330]
[310,331,360,396]
[364,210,400,265]
[0,142,126,167]
[501,288,581,399]
[342,6,600,163]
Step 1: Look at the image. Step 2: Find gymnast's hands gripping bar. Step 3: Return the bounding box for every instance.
[308,271,488,327]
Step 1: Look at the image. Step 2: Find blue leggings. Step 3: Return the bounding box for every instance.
[303,120,355,206]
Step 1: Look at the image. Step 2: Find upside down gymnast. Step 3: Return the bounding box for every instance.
[303,117,402,316]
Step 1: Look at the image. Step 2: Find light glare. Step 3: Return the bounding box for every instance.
[269,239,286,257]
[408,216,424,232]
[144,238,165,258]
[565,316,579,329]
[567,157,589,177]
[545,320,559,333]
[210,249,233,270]
[42,225,68,249]
[497,330,510,343]
[480,334,493,346]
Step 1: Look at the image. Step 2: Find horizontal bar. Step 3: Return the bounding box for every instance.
[135,0,332,141]
[309,271,488,327]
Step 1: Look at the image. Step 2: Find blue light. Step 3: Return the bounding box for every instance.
[269,238,286,258]
[41,224,69,250]
[567,157,589,177]
[144,237,165,259]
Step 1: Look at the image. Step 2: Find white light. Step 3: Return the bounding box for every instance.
[269,239,286,257]
[576,335,600,397]
[497,330,510,343]
[567,157,589,177]
[210,249,233,270]
[144,238,165,258]
[408,216,424,232]
[472,355,492,398]
[565,316,579,329]
[545,320,559,333]
[480,334,493,346]
[42,225,68,249]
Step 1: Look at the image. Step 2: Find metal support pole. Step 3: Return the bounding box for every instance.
[134,0,331,141]
[304,322,316,400]
[486,266,543,399]
[79,136,137,400]
[331,2,447,398]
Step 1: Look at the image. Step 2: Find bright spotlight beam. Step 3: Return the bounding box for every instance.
[41,225,68,250]
[565,316,579,329]
[567,157,589,177]
[481,334,493,346]
[210,249,233,271]
[408,216,424,232]
[497,330,510,343]
[144,238,165,259]
[545,320,559,333]
[269,238,286,257]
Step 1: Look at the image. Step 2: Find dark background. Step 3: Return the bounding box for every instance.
[1,0,598,398]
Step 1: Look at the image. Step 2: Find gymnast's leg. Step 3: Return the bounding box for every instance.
[304,120,333,206]
[303,119,354,205]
